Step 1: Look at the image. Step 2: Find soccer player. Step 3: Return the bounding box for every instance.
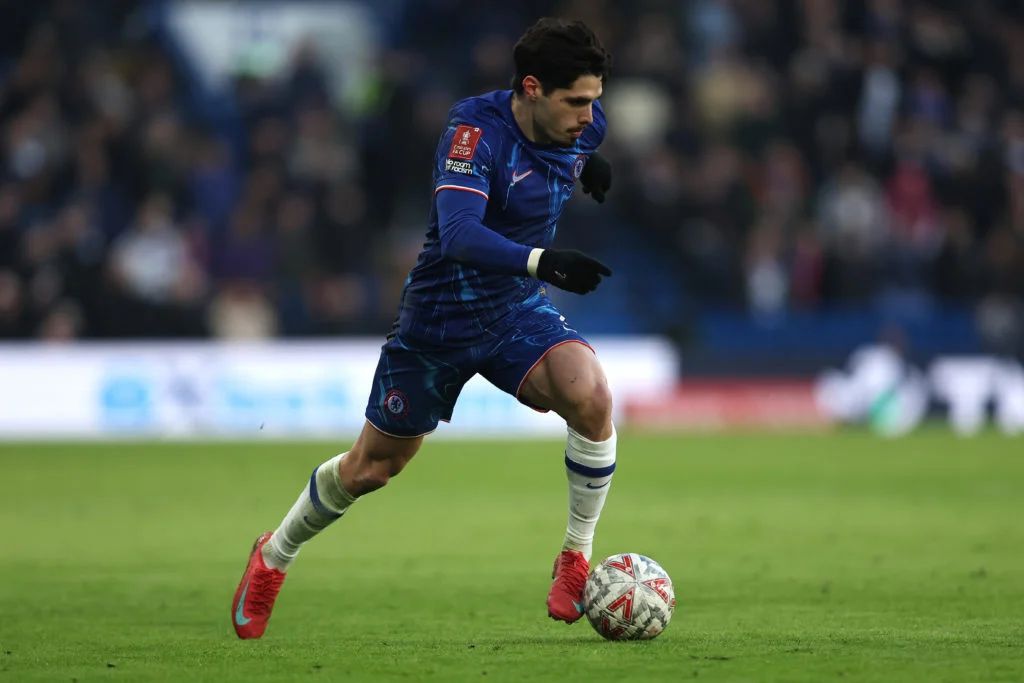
[232,18,616,638]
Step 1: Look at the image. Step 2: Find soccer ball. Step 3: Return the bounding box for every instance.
[583,553,675,640]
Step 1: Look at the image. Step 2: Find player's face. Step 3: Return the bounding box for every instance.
[536,75,603,146]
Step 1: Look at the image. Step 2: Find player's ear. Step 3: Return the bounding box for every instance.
[522,75,542,102]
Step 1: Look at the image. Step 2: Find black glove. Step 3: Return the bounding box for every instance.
[536,249,612,294]
[580,152,612,203]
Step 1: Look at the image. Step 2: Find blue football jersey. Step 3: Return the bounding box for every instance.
[395,89,607,346]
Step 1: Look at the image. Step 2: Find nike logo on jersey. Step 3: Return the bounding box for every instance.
[511,168,533,184]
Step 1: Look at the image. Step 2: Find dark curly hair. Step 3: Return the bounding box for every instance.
[511,18,611,95]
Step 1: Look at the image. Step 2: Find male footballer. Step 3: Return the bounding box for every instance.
[233,17,616,638]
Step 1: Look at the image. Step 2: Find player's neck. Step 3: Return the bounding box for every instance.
[511,93,552,146]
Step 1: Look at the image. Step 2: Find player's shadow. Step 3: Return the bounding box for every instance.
[380,636,655,648]
[488,637,651,647]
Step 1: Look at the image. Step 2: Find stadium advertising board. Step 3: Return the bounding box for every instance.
[0,338,677,439]
[815,346,1024,436]
[2,341,1019,437]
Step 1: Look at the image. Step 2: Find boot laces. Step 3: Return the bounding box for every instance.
[554,552,588,596]
[249,568,285,616]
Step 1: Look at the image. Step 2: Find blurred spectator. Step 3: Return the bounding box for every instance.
[215,202,275,282]
[0,187,22,269]
[857,40,901,158]
[977,292,1024,358]
[745,217,788,317]
[818,163,887,248]
[37,299,83,342]
[0,270,27,337]
[107,193,206,336]
[110,194,194,302]
[208,281,278,339]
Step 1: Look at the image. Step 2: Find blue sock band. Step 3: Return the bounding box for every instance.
[564,454,616,478]
[308,467,343,520]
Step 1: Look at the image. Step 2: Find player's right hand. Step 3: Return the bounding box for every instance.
[580,152,612,203]
[536,249,612,294]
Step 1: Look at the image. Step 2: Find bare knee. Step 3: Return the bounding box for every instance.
[565,379,613,440]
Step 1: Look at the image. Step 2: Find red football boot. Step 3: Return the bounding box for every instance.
[232,531,287,639]
[547,549,590,623]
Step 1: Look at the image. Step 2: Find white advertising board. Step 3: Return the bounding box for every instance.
[0,338,677,439]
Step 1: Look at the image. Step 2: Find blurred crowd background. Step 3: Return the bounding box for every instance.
[1,0,1022,366]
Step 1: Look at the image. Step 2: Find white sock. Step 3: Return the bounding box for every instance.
[262,452,357,571]
[562,425,616,561]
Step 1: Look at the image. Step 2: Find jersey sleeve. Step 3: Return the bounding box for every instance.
[431,116,532,275]
[432,120,496,201]
[435,189,532,275]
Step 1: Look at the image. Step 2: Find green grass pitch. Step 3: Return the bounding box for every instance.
[1,432,1022,682]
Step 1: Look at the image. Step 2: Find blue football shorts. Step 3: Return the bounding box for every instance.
[364,299,591,437]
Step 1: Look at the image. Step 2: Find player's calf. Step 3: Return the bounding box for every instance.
[337,446,412,496]
[336,421,423,496]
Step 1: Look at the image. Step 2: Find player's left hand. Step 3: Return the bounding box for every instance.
[580,152,611,203]
[537,249,612,295]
